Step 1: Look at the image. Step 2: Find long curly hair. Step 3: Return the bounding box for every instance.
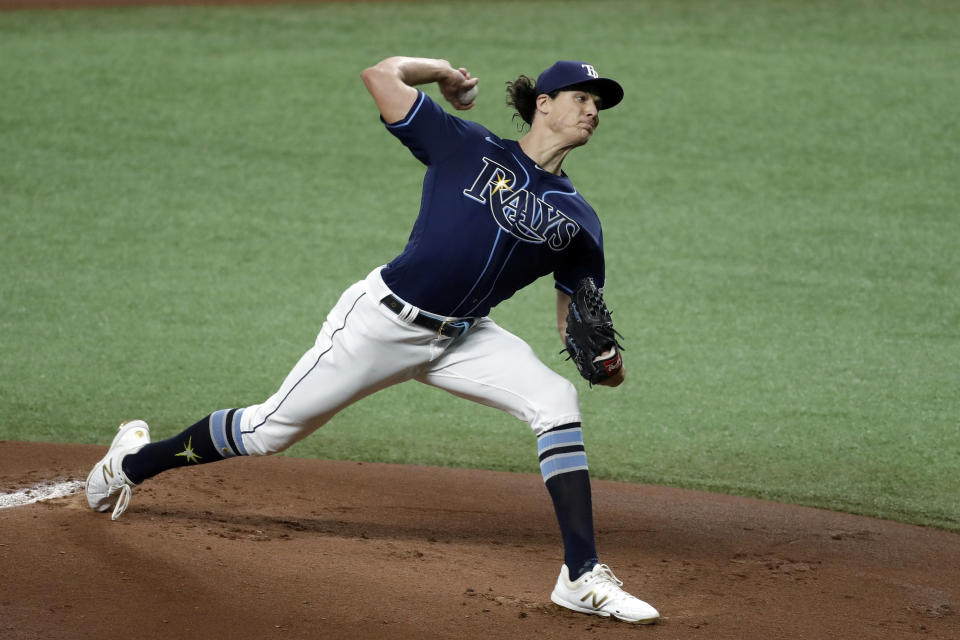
[505,75,559,127]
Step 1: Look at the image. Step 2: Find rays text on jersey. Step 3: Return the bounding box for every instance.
[463,157,580,250]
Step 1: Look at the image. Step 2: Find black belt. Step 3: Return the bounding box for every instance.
[380,294,476,338]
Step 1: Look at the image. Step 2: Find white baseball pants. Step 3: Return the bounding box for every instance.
[235,267,582,456]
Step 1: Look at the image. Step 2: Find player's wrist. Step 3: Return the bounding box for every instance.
[596,357,626,387]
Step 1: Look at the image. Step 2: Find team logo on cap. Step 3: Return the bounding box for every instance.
[463,157,580,250]
[581,64,599,79]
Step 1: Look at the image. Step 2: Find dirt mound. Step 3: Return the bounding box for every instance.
[1,440,958,639]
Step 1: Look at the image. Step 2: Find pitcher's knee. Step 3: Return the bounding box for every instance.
[236,405,311,457]
[239,429,284,457]
[529,377,581,435]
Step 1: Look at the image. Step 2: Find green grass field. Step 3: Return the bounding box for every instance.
[2,0,958,530]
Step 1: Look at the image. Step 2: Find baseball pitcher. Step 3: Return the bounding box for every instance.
[85,56,658,624]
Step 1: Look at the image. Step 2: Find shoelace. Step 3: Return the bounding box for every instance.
[111,484,132,521]
[588,564,630,605]
[593,564,625,588]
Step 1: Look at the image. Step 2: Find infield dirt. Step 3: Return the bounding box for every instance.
[1,440,958,640]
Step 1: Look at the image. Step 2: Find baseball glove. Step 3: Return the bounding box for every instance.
[563,277,624,385]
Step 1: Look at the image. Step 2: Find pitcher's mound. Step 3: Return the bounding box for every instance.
[1,441,957,639]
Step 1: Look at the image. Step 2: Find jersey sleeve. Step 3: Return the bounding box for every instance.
[554,230,606,294]
[383,91,487,165]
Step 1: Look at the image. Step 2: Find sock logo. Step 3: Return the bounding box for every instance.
[175,436,202,464]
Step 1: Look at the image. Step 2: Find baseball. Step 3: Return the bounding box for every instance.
[458,85,478,105]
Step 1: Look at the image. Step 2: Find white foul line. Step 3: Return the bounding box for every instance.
[0,480,84,509]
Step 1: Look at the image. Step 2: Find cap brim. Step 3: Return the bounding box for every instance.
[545,77,623,110]
[583,78,623,110]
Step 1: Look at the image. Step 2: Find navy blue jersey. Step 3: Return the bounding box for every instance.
[380,91,605,318]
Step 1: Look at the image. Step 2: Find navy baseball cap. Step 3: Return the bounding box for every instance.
[535,60,624,109]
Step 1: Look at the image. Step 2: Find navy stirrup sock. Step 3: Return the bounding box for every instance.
[538,423,599,580]
[122,409,245,484]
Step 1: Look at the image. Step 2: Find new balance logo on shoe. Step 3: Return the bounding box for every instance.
[581,590,610,608]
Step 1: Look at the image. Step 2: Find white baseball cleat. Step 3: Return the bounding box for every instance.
[85,420,150,520]
[550,563,660,624]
